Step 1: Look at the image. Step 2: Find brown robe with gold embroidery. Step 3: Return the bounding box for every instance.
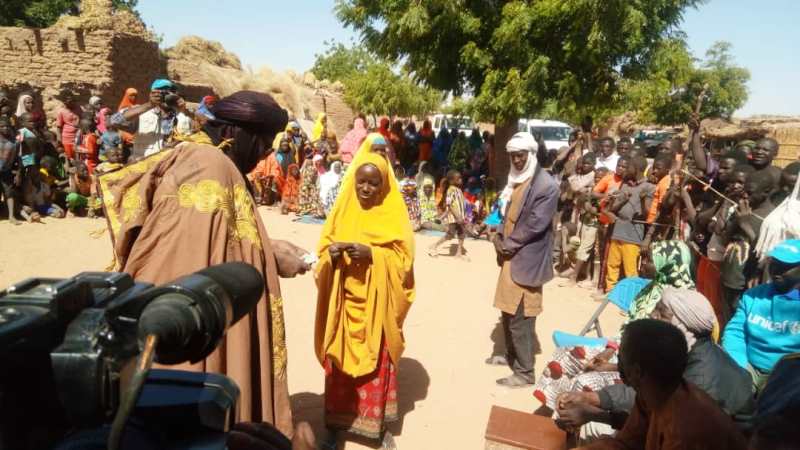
[99,142,292,434]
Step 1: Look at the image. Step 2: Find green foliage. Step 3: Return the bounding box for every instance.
[310,40,375,83]
[335,0,707,124]
[312,41,443,117]
[622,40,749,125]
[343,62,444,117]
[0,0,139,27]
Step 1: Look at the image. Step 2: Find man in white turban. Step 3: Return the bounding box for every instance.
[487,132,560,387]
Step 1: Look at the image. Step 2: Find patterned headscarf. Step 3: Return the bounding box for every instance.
[626,240,695,326]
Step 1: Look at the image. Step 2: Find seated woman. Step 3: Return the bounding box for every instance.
[532,240,697,412]
[555,286,752,444]
[315,138,415,450]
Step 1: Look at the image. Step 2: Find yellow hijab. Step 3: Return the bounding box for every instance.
[314,133,415,377]
[311,113,326,142]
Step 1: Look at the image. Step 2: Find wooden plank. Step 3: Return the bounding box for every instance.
[485,405,567,450]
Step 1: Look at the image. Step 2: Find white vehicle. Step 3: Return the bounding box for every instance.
[518,119,573,151]
[431,114,476,137]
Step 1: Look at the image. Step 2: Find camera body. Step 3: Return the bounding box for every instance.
[0,269,244,450]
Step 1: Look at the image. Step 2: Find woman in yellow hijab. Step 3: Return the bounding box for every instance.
[312,112,327,142]
[315,133,415,448]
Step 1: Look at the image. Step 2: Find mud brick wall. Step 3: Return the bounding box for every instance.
[0,25,164,126]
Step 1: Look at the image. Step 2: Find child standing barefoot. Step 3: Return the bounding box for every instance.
[429,169,469,260]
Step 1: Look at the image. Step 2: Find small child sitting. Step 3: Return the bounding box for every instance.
[66,162,96,216]
[21,168,65,222]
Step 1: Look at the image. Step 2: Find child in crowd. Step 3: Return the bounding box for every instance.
[0,116,18,224]
[95,147,125,175]
[100,122,122,162]
[76,118,99,174]
[564,165,608,289]
[401,178,421,231]
[604,156,652,294]
[21,168,64,222]
[66,162,93,216]
[418,178,442,231]
[720,167,776,325]
[429,169,468,260]
[281,163,300,215]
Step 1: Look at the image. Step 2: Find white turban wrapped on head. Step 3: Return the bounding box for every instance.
[499,132,539,213]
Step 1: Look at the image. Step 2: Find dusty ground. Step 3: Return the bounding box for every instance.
[0,209,624,449]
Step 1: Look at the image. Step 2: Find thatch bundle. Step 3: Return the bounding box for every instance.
[165,36,242,70]
[54,0,149,36]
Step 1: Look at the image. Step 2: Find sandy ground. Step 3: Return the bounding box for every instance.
[0,209,624,449]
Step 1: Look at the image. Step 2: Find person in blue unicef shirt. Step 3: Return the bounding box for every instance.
[722,238,800,393]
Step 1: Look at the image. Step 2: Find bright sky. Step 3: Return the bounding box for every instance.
[138,0,797,117]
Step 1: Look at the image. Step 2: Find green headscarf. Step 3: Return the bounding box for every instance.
[625,240,695,328]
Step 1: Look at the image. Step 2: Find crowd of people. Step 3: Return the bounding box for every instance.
[2,77,800,450]
[496,115,800,449]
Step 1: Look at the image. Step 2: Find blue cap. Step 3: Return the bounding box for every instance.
[768,239,800,264]
[372,136,387,146]
[150,79,175,91]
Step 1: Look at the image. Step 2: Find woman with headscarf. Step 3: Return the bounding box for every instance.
[117,88,138,111]
[314,134,415,448]
[378,117,392,142]
[297,153,323,217]
[448,132,470,172]
[312,113,327,142]
[468,128,483,153]
[417,120,434,162]
[197,95,218,121]
[91,96,111,134]
[433,128,453,167]
[338,118,368,164]
[281,163,301,214]
[403,122,419,167]
[116,88,139,145]
[319,161,343,216]
[418,177,440,230]
[549,287,750,439]
[626,240,695,325]
[98,90,310,435]
[533,252,706,410]
[16,93,46,132]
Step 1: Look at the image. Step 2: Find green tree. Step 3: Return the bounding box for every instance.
[623,40,749,125]
[343,62,443,118]
[335,0,706,176]
[0,0,138,28]
[311,41,443,118]
[311,40,375,82]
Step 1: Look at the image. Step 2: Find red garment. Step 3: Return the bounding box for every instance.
[78,133,98,174]
[63,143,76,160]
[56,106,81,148]
[118,87,138,111]
[418,127,434,162]
[324,342,398,439]
[378,118,391,141]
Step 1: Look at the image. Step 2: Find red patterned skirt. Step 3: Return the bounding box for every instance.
[324,344,398,439]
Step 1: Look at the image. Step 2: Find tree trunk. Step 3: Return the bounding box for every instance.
[492,118,518,186]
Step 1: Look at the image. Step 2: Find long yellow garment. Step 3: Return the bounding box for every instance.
[315,135,415,377]
[311,113,326,142]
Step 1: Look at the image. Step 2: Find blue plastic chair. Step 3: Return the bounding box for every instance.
[552,276,651,347]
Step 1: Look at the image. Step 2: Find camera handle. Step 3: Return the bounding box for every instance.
[108,333,158,450]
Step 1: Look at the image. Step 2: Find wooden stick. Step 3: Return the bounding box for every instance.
[680,168,765,221]
[694,82,710,115]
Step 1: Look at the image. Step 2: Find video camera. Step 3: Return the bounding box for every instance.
[0,262,264,450]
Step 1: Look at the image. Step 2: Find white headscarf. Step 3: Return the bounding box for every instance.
[499,132,539,213]
[755,174,800,262]
[89,96,102,108]
[15,94,32,117]
[319,161,343,202]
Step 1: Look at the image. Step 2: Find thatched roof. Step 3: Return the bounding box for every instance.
[700,118,769,140]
